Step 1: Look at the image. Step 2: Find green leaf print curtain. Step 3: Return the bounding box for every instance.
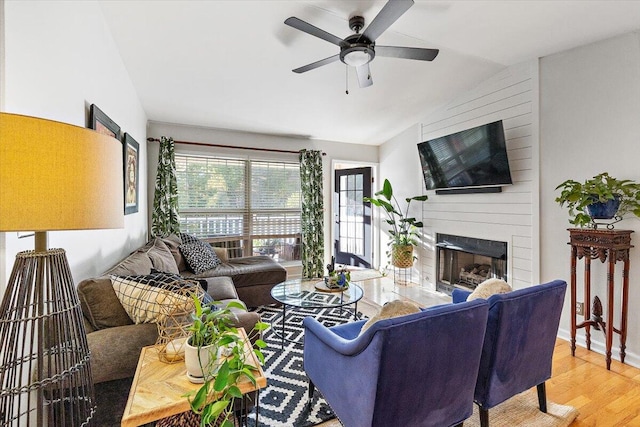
[151,136,180,237]
[299,149,324,278]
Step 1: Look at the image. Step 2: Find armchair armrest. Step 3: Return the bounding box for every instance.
[452,289,471,303]
[303,317,371,356]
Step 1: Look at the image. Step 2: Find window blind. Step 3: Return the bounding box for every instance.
[175,154,301,261]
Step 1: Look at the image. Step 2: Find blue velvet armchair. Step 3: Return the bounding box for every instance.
[303,299,489,427]
[452,279,567,427]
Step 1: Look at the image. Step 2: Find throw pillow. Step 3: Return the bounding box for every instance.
[359,300,421,335]
[146,238,180,274]
[149,269,212,303]
[111,274,206,324]
[180,232,200,245]
[467,278,512,301]
[180,241,221,274]
[212,246,229,263]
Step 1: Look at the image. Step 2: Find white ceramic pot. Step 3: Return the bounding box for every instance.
[184,340,224,384]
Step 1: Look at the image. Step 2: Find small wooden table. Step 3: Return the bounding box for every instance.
[121,329,266,427]
[568,228,632,370]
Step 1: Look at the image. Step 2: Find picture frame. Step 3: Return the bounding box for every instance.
[123,133,140,215]
[89,104,121,140]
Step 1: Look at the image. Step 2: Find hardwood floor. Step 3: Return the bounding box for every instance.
[351,275,640,426]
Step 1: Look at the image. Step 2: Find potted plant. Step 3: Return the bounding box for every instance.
[364,179,428,268]
[555,172,640,228]
[186,295,267,426]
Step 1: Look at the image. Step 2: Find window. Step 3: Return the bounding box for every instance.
[175,154,301,262]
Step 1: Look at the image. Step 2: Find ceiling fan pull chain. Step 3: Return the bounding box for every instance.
[345,65,349,95]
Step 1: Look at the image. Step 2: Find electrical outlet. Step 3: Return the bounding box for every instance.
[576,302,584,316]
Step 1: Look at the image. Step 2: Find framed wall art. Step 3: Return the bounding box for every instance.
[123,133,139,215]
[89,104,120,140]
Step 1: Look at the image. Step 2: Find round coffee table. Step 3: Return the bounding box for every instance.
[270,278,364,349]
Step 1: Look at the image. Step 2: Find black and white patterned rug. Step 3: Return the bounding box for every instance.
[246,304,364,427]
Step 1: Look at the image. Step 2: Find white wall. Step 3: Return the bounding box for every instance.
[540,32,640,367]
[379,61,540,290]
[1,0,148,287]
[147,122,379,267]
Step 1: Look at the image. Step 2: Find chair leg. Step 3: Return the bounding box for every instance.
[537,382,548,413]
[479,406,489,427]
[308,379,315,407]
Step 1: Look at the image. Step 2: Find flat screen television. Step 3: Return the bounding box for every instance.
[417,120,512,191]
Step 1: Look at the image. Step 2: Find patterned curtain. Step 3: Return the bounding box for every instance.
[151,136,180,237]
[299,150,324,278]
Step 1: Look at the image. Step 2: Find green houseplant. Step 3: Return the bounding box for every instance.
[186,295,267,427]
[555,172,640,228]
[364,179,428,268]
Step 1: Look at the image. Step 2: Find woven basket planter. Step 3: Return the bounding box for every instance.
[391,244,414,268]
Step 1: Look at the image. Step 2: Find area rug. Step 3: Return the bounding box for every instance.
[246,305,364,427]
[464,390,578,427]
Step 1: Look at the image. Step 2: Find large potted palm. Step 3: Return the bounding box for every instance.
[364,179,428,268]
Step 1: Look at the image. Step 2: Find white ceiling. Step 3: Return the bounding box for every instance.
[98,1,640,145]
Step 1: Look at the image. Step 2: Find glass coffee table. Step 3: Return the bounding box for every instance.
[270,278,364,349]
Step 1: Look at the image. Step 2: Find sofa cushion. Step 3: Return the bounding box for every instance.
[182,255,286,288]
[204,276,238,301]
[180,241,221,274]
[78,277,134,330]
[87,323,159,383]
[104,250,153,277]
[111,274,201,324]
[145,238,180,274]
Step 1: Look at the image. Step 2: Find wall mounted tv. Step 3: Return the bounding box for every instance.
[417,120,512,194]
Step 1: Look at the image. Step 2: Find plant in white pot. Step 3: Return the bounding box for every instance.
[185,295,267,426]
[364,179,429,268]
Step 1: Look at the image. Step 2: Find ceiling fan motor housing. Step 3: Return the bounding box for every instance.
[340,33,375,66]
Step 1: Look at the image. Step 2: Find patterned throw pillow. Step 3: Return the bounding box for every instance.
[179,241,221,274]
[111,273,206,324]
[180,232,200,245]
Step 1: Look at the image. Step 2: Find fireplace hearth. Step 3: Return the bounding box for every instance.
[436,234,507,294]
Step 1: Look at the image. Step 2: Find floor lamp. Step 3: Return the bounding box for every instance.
[0,113,124,425]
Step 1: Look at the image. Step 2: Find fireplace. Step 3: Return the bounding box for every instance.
[436,234,507,294]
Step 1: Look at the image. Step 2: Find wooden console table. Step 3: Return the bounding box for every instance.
[569,228,632,370]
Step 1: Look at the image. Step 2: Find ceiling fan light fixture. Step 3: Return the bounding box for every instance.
[340,45,375,67]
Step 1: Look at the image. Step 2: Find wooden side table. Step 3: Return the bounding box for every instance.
[121,328,266,426]
[568,228,632,370]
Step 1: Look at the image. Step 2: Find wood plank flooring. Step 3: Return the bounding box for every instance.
[352,276,640,426]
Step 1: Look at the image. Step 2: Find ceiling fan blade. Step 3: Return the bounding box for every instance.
[361,0,414,42]
[355,63,373,88]
[292,54,340,73]
[376,46,439,61]
[285,17,345,47]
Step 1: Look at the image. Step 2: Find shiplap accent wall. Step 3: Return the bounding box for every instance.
[420,60,540,290]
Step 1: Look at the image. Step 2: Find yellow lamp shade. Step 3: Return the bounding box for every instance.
[0,112,124,231]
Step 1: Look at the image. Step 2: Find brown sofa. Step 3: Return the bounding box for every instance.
[77,234,287,425]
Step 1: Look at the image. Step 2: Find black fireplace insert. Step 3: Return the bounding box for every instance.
[436,233,507,294]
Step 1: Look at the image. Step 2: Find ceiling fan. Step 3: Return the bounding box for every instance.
[284,0,439,89]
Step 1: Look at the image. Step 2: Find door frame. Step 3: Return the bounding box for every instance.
[331,159,379,269]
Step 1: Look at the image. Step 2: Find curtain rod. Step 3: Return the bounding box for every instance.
[146,137,326,156]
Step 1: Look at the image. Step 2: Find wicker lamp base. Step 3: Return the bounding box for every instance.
[0,249,96,426]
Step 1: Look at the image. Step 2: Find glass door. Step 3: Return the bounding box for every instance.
[334,167,372,268]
